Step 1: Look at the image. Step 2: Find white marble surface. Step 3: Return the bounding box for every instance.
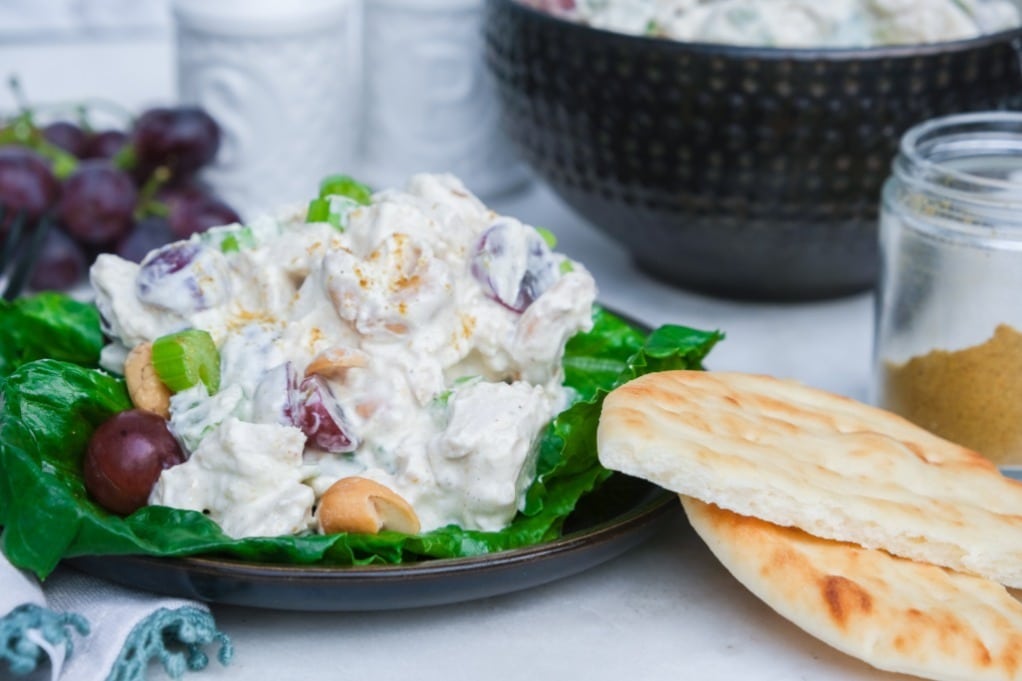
[193,182,880,681]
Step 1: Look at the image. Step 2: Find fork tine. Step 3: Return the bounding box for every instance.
[3,215,50,301]
[0,207,26,275]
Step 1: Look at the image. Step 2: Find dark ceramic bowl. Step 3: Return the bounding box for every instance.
[484,0,1022,299]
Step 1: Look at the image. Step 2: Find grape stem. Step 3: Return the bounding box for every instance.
[2,76,136,128]
[7,75,31,114]
[134,166,172,220]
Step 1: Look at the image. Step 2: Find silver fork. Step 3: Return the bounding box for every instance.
[0,205,51,300]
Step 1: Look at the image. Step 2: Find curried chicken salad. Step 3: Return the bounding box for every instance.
[530,0,1021,47]
[89,173,597,539]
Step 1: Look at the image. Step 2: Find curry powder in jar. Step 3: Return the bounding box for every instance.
[874,112,1022,466]
[882,325,1022,464]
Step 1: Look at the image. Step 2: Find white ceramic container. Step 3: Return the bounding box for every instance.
[359,0,530,199]
[172,0,361,218]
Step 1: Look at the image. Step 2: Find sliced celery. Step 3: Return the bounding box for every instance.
[220,234,240,253]
[307,197,331,223]
[151,329,220,394]
[318,174,372,206]
[535,227,558,249]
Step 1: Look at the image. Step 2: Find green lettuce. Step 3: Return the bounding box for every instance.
[0,294,722,579]
[0,293,103,376]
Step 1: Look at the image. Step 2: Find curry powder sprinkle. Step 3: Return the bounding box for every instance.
[882,324,1022,465]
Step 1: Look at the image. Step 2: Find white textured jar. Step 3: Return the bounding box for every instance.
[360,0,530,199]
[172,0,361,218]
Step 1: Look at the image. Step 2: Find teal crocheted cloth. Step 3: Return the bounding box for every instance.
[108,607,232,681]
[1,603,232,680]
[0,603,89,675]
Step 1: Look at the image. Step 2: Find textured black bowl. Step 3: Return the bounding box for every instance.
[485,0,1022,299]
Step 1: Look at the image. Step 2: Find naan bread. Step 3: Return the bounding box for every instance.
[682,496,1022,681]
[597,370,1022,588]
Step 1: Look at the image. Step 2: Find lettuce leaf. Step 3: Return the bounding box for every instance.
[0,296,722,579]
[0,293,103,377]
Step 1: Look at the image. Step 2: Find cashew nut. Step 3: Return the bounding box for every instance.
[316,477,421,535]
[124,342,172,419]
[304,347,368,381]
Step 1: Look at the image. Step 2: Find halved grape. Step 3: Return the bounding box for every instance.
[251,361,301,426]
[138,240,196,277]
[294,375,358,453]
[152,328,220,394]
[470,221,558,313]
[136,241,231,313]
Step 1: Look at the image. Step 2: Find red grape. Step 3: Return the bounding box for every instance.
[471,222,558,312]
[131,107,220,181]
[27,226,87,291]
[0,146,60,232]
[526,0,575,10]
[0,104,234,293]
[138,240,198,277]
[252,361,301,425]
[115,215,176,263]
[59,160,138,244]
[294,375,358,453]
[83,408,186,515]
[84,129,128,160]
[159,184,241,239]
[136,240,230,313]
[42,121,89,158]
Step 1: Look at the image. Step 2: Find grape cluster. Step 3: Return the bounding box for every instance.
[0,106,240,292]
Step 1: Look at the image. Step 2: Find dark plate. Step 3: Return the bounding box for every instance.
[68,476,677,611]
[1001,467,1022,482]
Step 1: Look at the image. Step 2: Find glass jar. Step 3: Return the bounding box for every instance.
[874,111,1022,466]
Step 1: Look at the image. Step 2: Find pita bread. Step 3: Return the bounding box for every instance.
[682,496,1022,681]
[597,370,1022,588]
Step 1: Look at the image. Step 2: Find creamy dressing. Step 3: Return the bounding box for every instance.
[424,380,555,531]
[150,418,314,538]
[555,0,1020,46]
[90,173,597,538]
